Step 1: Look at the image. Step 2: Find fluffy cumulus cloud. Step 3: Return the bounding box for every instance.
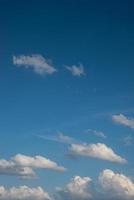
[0,159,36,179]
[66,64,85,76]
[56,176,92,200]
[0,185,52,200]
[13,154,66,172]
[0,154,66,179]
[112,114,134,129]
[99,169,134,200]
[13,54,57,75]
[56,170,134,200]
[69,143,127,163]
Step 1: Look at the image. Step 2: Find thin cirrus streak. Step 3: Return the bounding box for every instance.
[36,132,79,145]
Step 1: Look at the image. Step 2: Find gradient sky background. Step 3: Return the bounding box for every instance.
[0,0,134,198]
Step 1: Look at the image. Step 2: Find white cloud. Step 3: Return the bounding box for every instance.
[13,154,66,172]
[69,143,127,163]
[66,64,85,76]
[0,159,36,179]
[112,114,134,129]
[0,154,66,179]
[13,54,57,75]
[99,169,134,199]
[56,176,92,200]
[0,185,52,200]
[56,170,134,200]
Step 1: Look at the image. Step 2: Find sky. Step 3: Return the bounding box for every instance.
[0,0,134,199]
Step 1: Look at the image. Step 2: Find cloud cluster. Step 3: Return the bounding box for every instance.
[39,133,125,164]
[13,55,85,77]
[0,185,52,200]
[39,133,126,164]
[112,114,134,129]
[66,64,85,76]
[69,143,126,163]
[1,169,134,200]
[13,55,57,75]
[56,169,134,200]
[0,154,66,179]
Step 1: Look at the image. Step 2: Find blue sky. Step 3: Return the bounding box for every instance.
[0,0,134,199]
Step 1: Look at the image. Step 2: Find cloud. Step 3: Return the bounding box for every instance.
[0,154,66,179]
[112,114,134,129]
[0,185,52,200]
[37,132,78,145]
[0,159,36,179]
[13,154,66,172]
[99,169,134,199]
[56,170,134,200]
[58,133,75,144]
[86,129,106,139]
[1,170,134,200]
[56,176,92,200]
[13,54,57,75]
[69,143,127,163]
[65,64,85,76]
[123,135,133,146]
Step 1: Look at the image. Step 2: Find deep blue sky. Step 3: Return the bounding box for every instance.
[0,0,134,197]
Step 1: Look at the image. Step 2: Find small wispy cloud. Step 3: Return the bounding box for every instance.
[65,64,85,76]
[112,114,134,129]
[13,54,57,75]
[37,132,77,144]
[86,129,107,139]
[123,135,133,146]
